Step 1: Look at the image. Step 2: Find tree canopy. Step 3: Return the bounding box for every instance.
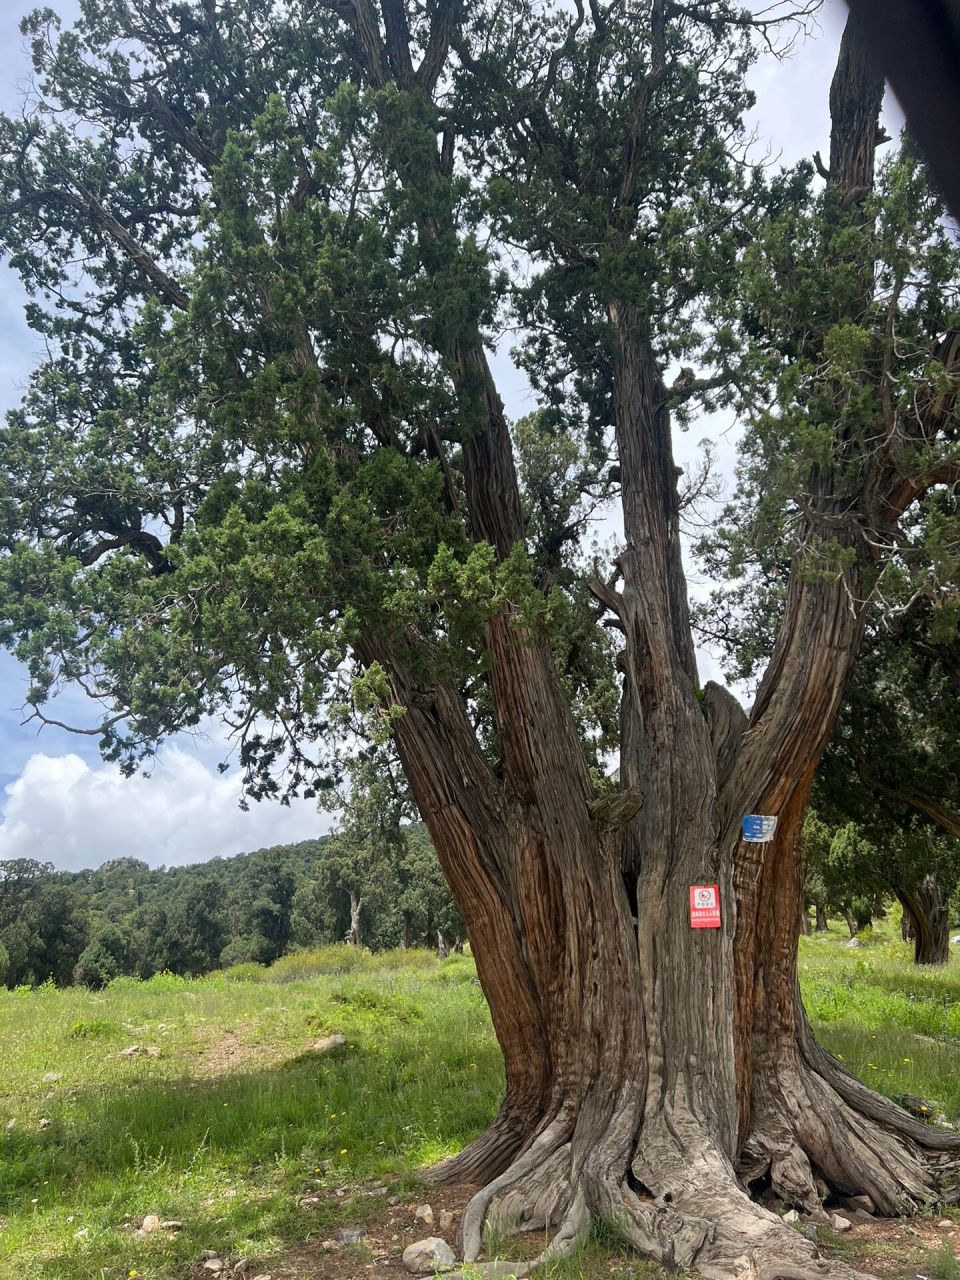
[1,1,959,1275]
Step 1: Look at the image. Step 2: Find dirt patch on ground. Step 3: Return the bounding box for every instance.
[189,1186,960,1280]
[284,1182,478,1280]
[191,1026,291,1078]
[836,1213,959,1277]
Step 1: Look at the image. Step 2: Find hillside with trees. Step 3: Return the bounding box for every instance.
[0,0,958,1275]
[0,822,461,989]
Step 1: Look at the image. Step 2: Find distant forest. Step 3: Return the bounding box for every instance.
[0,823,461,989]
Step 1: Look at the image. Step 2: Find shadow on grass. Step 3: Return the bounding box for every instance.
[0,1034,503,1279]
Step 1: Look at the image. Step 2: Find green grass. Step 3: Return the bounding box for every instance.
[2,926,959,1279]
[0,952,500,1280]
[800,918,960,1124]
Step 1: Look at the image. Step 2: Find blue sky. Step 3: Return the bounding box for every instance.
[0,1,895,870]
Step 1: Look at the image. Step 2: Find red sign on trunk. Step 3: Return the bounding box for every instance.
[689,884,721,929]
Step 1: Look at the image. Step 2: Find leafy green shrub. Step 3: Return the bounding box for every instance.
[220,934,276,967]
[374,947,437,971]
[222,961,267,983]
[326,988,422,1023]
[266,945,370,981]
[432,954,477,984]
[74,926,128,989]
[142,970,196,992]
[68,1018,118,1039]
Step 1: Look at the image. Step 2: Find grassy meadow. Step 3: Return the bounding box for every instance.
[1,922,959,1280]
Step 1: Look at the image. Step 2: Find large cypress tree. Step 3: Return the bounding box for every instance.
[0,2,958,1274]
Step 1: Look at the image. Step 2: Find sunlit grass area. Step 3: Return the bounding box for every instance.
[0,951,498,1279]
[801,918,960,1124]
[1,928,959,1279]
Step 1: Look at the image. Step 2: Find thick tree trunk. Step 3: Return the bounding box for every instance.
[899,878,950,965]
[734,778,952,1215]
[800,909,812,937]
[843,909,857,940]
[353,15,960,1273]
[815,904,828,932]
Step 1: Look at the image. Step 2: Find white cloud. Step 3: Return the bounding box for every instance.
[0,750,332,872]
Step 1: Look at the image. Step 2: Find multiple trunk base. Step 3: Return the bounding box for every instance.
[433,1032,960,1280]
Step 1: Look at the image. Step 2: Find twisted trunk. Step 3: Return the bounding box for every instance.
[354,14,958,1276]
[899,877,950,966]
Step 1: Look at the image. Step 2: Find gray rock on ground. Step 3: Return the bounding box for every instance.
[312,1034,346,1054]
[402,1236,456,1274]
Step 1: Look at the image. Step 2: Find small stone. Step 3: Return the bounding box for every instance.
[830,1214,852,1232]
[121,1045,141,1058]
[5,1119,15,1130]
[439,1209,455,1235]
[42,1072,61,1084]
[845,937,860,949]
[37,1117,51,1130]
[952,935,960,945]
[313,1034,346,1053]
[320,1239,341,1252]
[402,1237,456,1274]
[145,1046,162,1058]
[939,1219,954,1229]
[801,1224,818,1241]
[783,1210,800,1224]
[845,1195,875,1215]
[141,1214,161,1233]
[339,1228,366,1245]
[299,1195,321,1208]
[203,1262,224,1275]
[415,1203,434,1225]
[388,1195,400,1206]
[160,1220,184,1231]
[202,1250,221,1260]
[74,1227,90,1239]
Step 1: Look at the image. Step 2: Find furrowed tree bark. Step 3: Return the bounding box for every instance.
[729,10,960,1219]
[898,877,950,966]
[340,4,959,1276]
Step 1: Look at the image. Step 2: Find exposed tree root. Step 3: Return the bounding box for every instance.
[740,1014,960,1218]
[431,1096,537,1186]
[442,1107,884,1280]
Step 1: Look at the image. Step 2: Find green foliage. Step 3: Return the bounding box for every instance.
[67,1018,119,1039]
[73,925,129,989]
[0,821,459,990]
